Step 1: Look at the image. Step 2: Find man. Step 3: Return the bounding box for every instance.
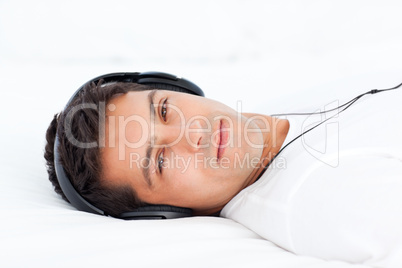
[45,79,289,217]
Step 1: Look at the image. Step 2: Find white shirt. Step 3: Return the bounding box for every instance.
[221,87,402,267]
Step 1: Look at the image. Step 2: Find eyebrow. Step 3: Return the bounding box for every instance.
[142,89,158,186]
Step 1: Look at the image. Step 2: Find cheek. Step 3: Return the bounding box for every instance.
[181,96,228,118]
[164,159,212,188]
[237,118,264,155]
[162,171,197,199]
[165,159,200,181]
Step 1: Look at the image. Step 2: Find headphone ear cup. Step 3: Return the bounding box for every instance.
[119,205,193,220]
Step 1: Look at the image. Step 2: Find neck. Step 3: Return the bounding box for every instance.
[242,113,290,188]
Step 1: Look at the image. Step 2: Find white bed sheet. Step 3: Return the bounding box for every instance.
[0,165,372,268]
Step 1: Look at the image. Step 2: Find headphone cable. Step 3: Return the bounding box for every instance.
[256,81,402,180]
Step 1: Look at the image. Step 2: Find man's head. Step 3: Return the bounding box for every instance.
[101,88,266,216]
[44,81,153,217]
[45,73,275,218]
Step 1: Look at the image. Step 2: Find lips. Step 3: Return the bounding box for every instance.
[217,119,229,161]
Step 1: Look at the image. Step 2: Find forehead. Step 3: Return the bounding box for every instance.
[106,90,153,146]
[108,90,151,113]
[100,90,155,189]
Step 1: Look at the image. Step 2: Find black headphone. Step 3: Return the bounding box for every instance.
[54,72,205,220]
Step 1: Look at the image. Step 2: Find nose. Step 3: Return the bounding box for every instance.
[155,118,207,153]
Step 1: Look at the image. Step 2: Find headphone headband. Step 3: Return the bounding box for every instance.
[63,72,204,109]
[54,71,203,219]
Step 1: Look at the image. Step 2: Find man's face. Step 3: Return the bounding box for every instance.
[101,89,266,214]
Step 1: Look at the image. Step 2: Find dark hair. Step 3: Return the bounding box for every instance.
[44,81,153,217]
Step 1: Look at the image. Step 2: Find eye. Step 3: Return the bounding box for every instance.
[161,98,168,121]
[158,147,165,173]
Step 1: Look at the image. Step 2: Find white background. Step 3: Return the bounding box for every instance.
[0,1,401,267]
